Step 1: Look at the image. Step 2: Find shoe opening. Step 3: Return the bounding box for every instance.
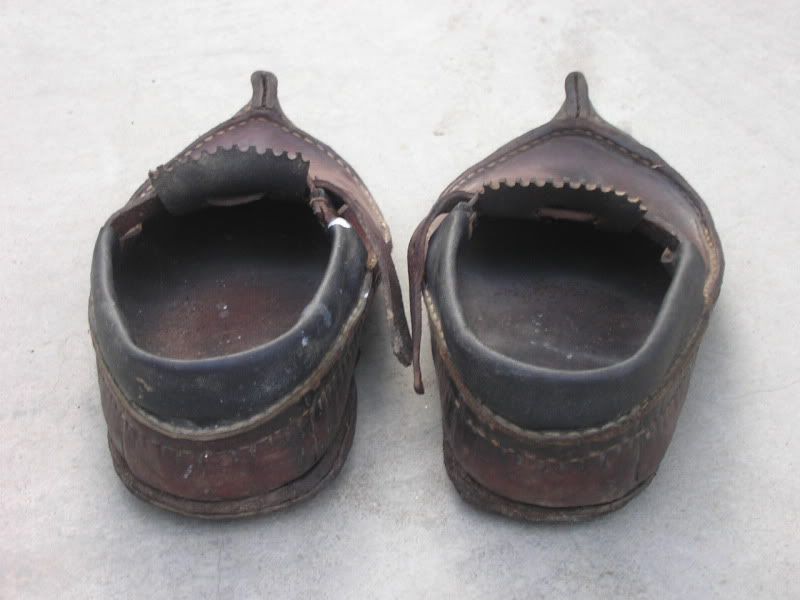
[113,198,331,359]
[458,184,677,370]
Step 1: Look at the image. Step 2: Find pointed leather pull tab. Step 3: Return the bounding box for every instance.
[247,70,289,120]
[554,72,601,121]
[250,71,278,109]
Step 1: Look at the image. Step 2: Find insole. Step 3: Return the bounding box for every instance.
[457,218,671,370]
[115,200,330,359]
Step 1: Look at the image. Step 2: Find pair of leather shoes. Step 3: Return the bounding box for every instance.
[89,71,723,520]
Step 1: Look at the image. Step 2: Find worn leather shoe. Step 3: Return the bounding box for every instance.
[89,71,411,518]
[408,72,724,521]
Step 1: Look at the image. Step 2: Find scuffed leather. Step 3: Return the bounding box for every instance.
[110,71,411,367]
[90,71,411,425]
[425,204,706,429]
[90,218,368,425]
[408,72,724,394]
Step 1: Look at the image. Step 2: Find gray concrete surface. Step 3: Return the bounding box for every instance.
[2,1,798,598]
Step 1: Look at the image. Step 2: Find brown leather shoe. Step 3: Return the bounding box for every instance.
[89,71,411,518]
[408,73,724,521]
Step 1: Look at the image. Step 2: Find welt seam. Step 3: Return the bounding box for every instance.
[101,346,351,458]
[449,376,685,465]
[424,288,701,444]
[95,272,371,440]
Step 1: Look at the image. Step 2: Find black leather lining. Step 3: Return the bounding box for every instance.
[425,203,706,430]
[89,211,368,426]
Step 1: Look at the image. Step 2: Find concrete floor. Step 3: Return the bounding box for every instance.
[2,1,798,598]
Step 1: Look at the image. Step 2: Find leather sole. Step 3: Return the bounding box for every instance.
[108,380,357,519]
[442,438,654,522]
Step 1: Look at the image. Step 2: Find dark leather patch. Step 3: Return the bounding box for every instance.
[150,147,310,215]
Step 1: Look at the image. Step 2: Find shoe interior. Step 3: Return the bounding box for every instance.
[114,199,330,359]
[457,215,672,370]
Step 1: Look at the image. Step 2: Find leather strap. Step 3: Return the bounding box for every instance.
[407,192,471,393]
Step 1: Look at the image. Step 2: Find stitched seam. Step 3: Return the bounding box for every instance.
[137,116,388,239]
[104,356,347,459]
[451,129,656,189]
[99,273,372,440]
[476,177,646,213]
[449,373,686,464]
[101,325,358,458]
[424,289,700,442]
[449,128,721,300]
[427,287,691,441]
